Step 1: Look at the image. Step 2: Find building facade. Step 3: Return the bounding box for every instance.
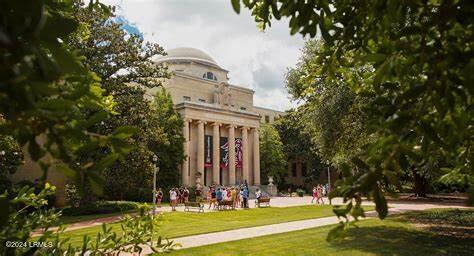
[149,47,283,187]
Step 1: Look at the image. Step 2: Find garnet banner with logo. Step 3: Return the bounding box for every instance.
[219,137,243,169]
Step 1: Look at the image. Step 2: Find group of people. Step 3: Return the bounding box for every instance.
[311,184,327,204]
[154,187,190,211]
[206,185,251,209]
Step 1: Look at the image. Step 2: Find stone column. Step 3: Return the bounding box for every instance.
[241,127,249,184]
[196,120,205,186]
[228,125,236,185]
[252,128,260,185]
[212,122,220,185]
[182,119,190,186]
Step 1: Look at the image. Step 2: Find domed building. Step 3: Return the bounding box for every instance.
[149,47,284,187]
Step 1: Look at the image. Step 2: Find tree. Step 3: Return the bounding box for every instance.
[274,108,324,186]
[66,2,184,202]
[233,0,473,221]
[0,1,156,254]
[259,124,287,187]
[151,88,185,189]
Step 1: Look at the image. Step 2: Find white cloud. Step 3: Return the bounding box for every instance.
[102,0,306,111]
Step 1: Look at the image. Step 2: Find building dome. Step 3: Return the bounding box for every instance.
[154,47,222,69]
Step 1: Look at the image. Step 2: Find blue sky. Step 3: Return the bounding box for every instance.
[103,0,307,111]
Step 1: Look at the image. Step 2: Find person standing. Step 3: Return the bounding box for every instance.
[169,188,177,211]
[243,186,249,208]
[195,187,202,203]
[239,188,244,208]
[216,188,223,203]
[183,187,189,203]
[231,187,238,208]
[209,188,217,209]
[311,186,317,204]
[156,188,163,208]
[316,185,324,205]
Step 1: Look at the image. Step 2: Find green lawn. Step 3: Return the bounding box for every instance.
[170,208,474,256]
[60,205,373,247]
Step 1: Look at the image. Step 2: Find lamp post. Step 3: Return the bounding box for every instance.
[326,160,331,193]
[152,154,159,216]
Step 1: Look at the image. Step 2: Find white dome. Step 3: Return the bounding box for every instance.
[154,47,221,69]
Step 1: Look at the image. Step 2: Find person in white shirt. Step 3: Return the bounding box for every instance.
[169,188,177,211]
[222,188,227,201]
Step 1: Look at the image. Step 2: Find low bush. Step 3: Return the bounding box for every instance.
[296,189,305,197]
[61,201,141,216]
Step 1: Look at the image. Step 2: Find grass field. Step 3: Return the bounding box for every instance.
[60,204,373,247]
[169,208,474,256]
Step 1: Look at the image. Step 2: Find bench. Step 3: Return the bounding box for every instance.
[217,200,234,210]
[184,202,204,213]
[255,197,271,208]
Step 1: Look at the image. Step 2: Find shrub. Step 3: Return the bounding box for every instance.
[61,201,140,216]
[296,189,305,197]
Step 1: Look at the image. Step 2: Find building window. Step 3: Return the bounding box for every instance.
[265,115,270,123]
[291,162,297,177]
[240,107,247,111]
[302,163,307,176]
[183,96,191,101]
[203,72,217,81]
[198,98,206,103]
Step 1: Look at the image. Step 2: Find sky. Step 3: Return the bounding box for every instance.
[103,0,307,111]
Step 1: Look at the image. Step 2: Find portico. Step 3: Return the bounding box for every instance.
[179,101,261,186]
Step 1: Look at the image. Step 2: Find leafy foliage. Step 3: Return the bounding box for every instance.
[151,88,185,189]
[234,0,473,239]
[66,2,183,202]
[259,124,287,186]
[0,185,176,255]
[0,134,24,192]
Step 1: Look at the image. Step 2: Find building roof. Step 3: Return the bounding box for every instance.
[154,47,223,70]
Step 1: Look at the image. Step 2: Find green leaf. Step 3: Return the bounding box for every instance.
[95,153,119,172]
[111,126,139,139]
[231,0,241,14]
[56,164,76,179]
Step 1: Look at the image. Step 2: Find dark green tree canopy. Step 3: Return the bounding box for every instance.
[259,124,287,187]
[233,0,473,228]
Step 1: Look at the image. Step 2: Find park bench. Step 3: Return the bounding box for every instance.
[255,197,271,208]
[217,200,234,210]
[184,201,204,213]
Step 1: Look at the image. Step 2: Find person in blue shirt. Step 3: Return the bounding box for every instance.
[216,188,223,203]
[243,186,249,208]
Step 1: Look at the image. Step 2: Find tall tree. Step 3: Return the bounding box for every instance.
[151,88,185,189]
[66,2,184,202]
[233,0,474,222]
[259,124,287,187]
[274,108,323,185]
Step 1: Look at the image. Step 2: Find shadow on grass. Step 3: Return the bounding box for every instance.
[330,224,473,256]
